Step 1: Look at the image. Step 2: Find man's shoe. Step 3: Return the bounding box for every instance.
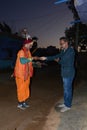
[60,106,71,112]
[57,103,65,108]
[17,104,26,110]
[23,102,30,108]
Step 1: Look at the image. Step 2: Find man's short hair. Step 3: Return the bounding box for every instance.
[59,37,69,43]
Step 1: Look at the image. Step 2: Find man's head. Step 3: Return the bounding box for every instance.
[23,38,33,49]
[59,37,69,50]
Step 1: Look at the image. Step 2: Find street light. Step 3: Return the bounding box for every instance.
[54,0,70,5]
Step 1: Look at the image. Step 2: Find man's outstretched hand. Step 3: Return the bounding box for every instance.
[33,56,47,61]
[39,57,47,61]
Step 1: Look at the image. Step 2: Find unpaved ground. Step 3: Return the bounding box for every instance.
[0,64,63,130]
[0,53,87,130]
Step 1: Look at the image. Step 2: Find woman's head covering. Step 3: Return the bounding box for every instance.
[24,38,33,45]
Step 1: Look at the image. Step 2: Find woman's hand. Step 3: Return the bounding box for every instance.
[32,56,40,60]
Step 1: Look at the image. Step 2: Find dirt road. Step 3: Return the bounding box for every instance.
[0,54,87,130]
[0,64,63,130]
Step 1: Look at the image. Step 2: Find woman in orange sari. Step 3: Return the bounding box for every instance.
[14,38,34,110]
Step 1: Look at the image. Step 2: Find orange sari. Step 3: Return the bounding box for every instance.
[14,47,33,102]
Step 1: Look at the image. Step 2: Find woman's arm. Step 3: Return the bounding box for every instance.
[20,56,40,64]
[20,57,32,64]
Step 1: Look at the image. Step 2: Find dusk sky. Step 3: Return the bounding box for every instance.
[0,0,74,47]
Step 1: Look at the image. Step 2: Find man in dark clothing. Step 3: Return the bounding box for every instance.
[40,37,75,112]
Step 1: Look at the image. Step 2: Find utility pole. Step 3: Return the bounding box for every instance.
[75,22,79,49]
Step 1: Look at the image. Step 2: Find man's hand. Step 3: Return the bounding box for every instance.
[54,58,60,62]
[39,57,47,61]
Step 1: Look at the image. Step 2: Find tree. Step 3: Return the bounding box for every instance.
[0,22,12,34]
[66,1,87,48]
[65,23,87,47]
[3,22,12,34]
